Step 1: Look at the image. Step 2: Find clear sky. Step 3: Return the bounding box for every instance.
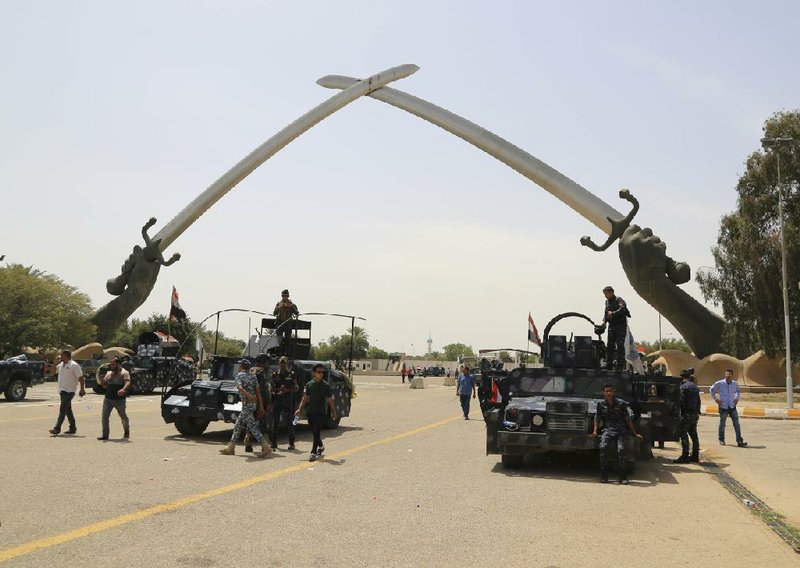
[2,1,798,356]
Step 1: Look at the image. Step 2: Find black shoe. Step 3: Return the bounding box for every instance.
[287,443,296,451]
[737,441,748,448]
[244,445,254,453]
[689,454,700,463]
[97,436,108,441]
[49,429,60,436]
[600,469,609,483]
[65,429,77,435]
[673,455,691,464]
[719,440,726,446]
[657,441,665,449]
[618,473,629,485]
[123,430,130,439]
[317,446,325,457]
[271,444,278,450]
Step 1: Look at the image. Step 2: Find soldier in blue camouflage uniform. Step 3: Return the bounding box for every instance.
[673,369,701,464]
[219,359,272,458]
[591,384,643,484]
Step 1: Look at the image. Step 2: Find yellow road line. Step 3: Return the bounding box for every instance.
[0,415,460,563]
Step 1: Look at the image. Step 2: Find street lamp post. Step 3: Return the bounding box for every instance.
[761,136,795,408]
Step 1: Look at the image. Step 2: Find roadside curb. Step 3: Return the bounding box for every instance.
[701,405,800,420]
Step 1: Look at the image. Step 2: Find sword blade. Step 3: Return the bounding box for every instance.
[152,64,419,251]
[316,74,620,235]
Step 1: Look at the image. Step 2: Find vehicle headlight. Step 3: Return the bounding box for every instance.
[532,414,544,427]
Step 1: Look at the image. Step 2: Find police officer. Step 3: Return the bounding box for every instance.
[244,354,272,453]
[273,289,299,354]
[600,286,630,370]
[673,368,701,463]
[219,359,271,458]
[270,356,299,450]
[591,384,643,484]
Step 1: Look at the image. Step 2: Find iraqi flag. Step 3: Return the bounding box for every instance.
[169,286,187,321]
[528,312,542,347]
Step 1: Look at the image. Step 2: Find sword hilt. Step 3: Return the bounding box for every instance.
[581,189,690,285]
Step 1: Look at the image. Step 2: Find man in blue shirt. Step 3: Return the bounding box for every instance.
[457,366,476,419]
[710,369,747,447]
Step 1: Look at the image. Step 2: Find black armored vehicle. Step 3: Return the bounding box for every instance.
[161,317,352,436]
[0,355,46,401]
[484,312,682,470]
[92,332,195,395]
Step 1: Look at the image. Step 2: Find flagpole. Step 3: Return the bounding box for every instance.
[167,286,172,342]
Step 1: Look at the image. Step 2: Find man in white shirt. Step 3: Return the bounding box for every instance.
[710,369,747,447]
[49,350,85,436]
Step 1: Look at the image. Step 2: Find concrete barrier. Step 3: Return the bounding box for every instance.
[409,377,425,389]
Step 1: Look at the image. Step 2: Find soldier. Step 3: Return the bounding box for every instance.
[244,354,272,453]
[599,286,630,370]
[219,359,272,458]
[273,289,299,354]
[590,384,643,484]
[269,356,299,450]
[673,368,701,463]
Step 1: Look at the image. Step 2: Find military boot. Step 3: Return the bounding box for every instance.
[689,452,700,463]
[618,470,629,485]
[244,433,253,453]
[219,442,235,455]
[257,442,273,458]
[600,468,609,483]
[673,454,691,464]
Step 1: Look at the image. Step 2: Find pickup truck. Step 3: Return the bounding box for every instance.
[1,356,46,401]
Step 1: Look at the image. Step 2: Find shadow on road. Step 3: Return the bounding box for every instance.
[163,424,365,447]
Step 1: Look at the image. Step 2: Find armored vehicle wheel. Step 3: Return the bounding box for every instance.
[4,379,27,401]
[174,416,210,436]
[323,414,340,430]
[501,454,523,469]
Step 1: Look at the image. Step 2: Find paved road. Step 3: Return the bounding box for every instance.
[1,377,797,567]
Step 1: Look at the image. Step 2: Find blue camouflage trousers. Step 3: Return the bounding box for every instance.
[230,405,264,444]
[599,428,627,470]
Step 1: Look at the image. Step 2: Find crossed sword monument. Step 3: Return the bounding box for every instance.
[93,63,724,358]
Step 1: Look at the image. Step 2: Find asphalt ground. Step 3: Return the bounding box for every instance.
[1,377,798,567]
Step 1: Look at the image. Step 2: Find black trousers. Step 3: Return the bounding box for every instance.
[606,324,627,369]
[680,412,700,456]
[54,391,76,431]
[271,396,295,444]
[307,412,324,453]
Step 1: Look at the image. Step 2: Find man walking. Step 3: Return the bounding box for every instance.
[590,384,643,484]
[295,363,336,461]
[49,350,85,436]
[457,366,476,419]
[98,357,131,441]
[710,369,747,447]
[673,369,701,463]
[600,286,629,370]
[270,356,298,450]
[219,359,272,458]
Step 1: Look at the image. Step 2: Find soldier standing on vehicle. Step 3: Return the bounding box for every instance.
[49,350,85,436]
[295,363,336,461]
[590,384,643,484]
[673,369,701,463]
[273,289,299,354]
[219,359,271,458]
[600,286,629,370]
[270,356,298,450]
[97,357,131,441]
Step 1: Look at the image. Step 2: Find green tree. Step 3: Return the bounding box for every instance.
[498,351,514,363]
[637,338,692,354]
[0,264,96,357]
[313,326,370,368]
[442,342,475,361]
[366,346,388,359]
[697,111,800,358]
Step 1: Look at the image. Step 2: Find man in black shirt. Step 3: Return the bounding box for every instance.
[97,357,131,441]
[295,363,336,461]
[673,369,701,464]
[270,356,299,450]
[600,286,630,370]
[591,384,643,484]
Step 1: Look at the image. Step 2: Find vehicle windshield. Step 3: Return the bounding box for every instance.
[512,373,611,398]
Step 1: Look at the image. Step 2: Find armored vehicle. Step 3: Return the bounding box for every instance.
[91,332,195,395]
[161,318,352,436]
[484,312,682,470]
[0,355,46,401]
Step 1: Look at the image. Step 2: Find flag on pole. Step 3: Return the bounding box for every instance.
[169,286,187,321]
[624,327,645,374]
[528,312,542,346]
